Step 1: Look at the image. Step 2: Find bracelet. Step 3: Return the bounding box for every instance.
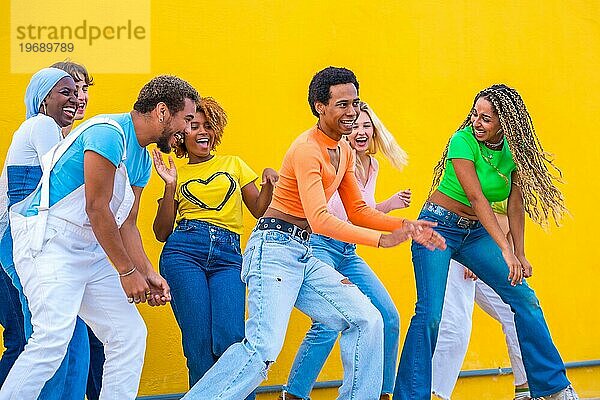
[119,266,137,277]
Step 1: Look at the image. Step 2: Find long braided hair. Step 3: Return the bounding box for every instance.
[430,84,567,226]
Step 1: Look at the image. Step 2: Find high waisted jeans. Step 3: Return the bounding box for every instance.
[182,225,384,400]
[285,234,399,398]
[160,219,254,399]
[394,202,569,400]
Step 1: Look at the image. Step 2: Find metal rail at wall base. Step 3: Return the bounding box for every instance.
[136,359,600,400]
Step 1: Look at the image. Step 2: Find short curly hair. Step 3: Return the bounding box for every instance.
[173,97,228,159]
[308,67,359,117]
[133,75,199,114]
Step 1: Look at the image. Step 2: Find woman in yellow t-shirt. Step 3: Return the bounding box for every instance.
[152,97,278,397]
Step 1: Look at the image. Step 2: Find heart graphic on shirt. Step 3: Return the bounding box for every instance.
[180,172,236,211]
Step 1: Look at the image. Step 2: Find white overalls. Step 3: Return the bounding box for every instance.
[0,118,147,400]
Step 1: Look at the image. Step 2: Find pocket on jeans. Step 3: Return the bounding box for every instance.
[174,223,196,233]
[240,245,255,283]
[263,230,291,244]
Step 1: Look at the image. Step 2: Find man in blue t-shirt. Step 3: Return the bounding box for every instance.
[1,76,199,400]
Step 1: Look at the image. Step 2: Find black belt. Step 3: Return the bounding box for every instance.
[256,218,311,241]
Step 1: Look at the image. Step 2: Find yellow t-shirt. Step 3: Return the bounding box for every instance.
[175,155,258,234]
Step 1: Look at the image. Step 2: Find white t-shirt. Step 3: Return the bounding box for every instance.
[5,114,62,166]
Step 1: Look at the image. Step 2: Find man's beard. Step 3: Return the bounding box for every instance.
[156,129,174,153]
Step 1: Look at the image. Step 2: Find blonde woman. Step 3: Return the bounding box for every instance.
[282,102,409,400]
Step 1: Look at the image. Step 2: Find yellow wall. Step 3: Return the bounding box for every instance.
[1,1,599,398]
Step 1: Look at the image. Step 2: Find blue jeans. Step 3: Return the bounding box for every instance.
[394,202,570,399]
[285,234,399,398]
[183,224,384,400]
[0,266,25,386]
[0,165,89,399]
[160,219,254,399]
[86,326,105,400]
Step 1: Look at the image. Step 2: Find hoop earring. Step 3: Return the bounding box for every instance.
[42,102,47,115]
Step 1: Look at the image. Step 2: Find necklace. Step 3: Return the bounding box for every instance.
[484,135,504,150]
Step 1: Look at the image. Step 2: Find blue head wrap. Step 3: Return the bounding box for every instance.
[24,67,71,119]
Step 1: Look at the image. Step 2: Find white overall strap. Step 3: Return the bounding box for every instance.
[30,117,127,252]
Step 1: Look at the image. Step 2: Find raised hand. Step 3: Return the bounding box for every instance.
[152,148,177,186]
[396,189,412,208]
[261,168,279,186]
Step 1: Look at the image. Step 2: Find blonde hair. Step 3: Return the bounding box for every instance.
[430,84,567,226]
[355,102,408,175]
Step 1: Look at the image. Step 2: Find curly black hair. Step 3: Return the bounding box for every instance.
[133,75,199,114]
[308,67,359,117]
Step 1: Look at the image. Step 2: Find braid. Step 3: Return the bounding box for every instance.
[428,114,469,197]
[430,84,567,226]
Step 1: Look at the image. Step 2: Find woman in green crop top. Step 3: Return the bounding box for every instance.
[394,84,577,400]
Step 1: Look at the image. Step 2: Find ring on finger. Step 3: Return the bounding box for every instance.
[134,298,141,303]
[127,297,134,303]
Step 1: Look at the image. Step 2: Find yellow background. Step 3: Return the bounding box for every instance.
[1,0,599,398]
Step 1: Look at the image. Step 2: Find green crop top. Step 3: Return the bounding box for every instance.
[438,126,516,206]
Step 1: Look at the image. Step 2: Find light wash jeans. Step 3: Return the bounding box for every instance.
[432,260,526,400]
[285,234,399,398]
[0,216,147,400]
[183,225,384,400]
[394,202,570,400]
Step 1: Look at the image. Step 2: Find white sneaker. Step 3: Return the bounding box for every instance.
[533,385,579,400]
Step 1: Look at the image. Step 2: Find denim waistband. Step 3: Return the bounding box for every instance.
[423,202,481,229]
[177,219,240,239]
[256,217,311,242]
[311,233,356,252]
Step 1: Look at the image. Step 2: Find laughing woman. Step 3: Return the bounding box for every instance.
[394,84,577,400]
[0,67,89,399]
[152,97,278,399]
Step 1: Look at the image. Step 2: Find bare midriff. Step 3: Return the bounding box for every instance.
[263,207,312,233]
[428,190,479,220]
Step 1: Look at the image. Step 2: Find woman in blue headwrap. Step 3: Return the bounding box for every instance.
[0,67,90,399]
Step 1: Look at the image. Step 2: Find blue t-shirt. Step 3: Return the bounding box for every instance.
[28,113,151,211]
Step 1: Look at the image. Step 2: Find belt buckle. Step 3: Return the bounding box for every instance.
[456,216,471,229]
[293,226,309,241]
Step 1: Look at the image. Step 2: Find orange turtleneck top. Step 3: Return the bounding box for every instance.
[269,126,404,247]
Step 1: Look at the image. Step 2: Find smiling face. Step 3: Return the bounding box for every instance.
[316,83,360,141]
[470,97,502,142]
[43,76,78,128]
[74,80,89,120]
[184,111,216,162]
[156,97,196,153]
[348,111,374,154]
